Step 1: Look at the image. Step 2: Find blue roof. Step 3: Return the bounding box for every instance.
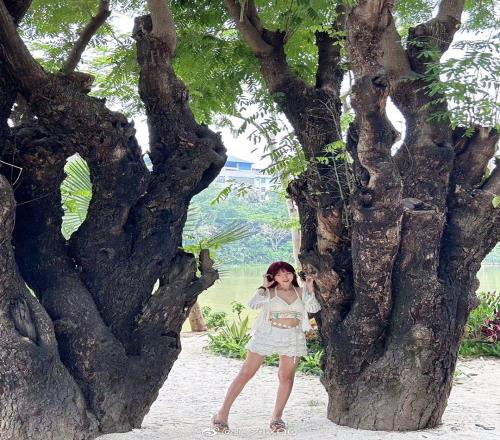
[226,155,254,164]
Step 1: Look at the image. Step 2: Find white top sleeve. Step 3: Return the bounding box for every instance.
[247,288,270,310]
[302,286,321,313]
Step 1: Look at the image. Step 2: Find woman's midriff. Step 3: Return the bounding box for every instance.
[269,317,300,328]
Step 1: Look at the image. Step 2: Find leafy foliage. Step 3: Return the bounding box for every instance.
[201,305,229,330]
[459,291,500,358]
[185,185,295,265]
[20,0,500,129]
[417,36,500,130]
[205,301,252,359]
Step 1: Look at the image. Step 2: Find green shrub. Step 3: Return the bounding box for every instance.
[201,305,228,329]
[206,301,251,358]
[459,340,500,357]
[297,350,324,375]
[459,291,499,358]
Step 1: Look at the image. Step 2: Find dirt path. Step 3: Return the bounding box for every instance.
[101,333,499,440]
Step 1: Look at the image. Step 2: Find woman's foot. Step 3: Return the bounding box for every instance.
[270,418,287,432]
[211,413,230,433]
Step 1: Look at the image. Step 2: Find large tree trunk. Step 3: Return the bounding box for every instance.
[0,175,98,440]
[0,1,225,438]
[317,1,499,431]
[226,0,499,431]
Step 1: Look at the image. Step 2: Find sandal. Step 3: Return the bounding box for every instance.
[270,418,287,432]
[211,414,230,433]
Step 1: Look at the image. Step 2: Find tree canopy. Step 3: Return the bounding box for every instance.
[21,0,498,129]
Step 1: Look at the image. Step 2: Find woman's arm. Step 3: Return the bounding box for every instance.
[302,285,321,313]
[247,287,269,310]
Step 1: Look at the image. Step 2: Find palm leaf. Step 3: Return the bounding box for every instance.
[61,154,92,240]
[200,222,254,250]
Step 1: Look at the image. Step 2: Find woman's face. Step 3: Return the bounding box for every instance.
[273,269,294,285]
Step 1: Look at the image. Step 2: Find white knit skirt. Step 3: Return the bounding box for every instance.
[245,321,308,358]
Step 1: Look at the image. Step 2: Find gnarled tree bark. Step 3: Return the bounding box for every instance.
[318,0,499,431]
[0,1,225,438]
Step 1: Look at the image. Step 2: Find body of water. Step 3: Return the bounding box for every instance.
[183,264,499,331]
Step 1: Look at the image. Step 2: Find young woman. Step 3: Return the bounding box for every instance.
[211,261,321,433]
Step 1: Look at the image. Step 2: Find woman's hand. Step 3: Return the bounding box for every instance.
[262,274,273,289]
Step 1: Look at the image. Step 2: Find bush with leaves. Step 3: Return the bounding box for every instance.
[205,301,251,359]
[459,291,500,357]
[201,306,228,330]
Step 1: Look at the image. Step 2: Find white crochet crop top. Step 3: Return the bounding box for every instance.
[268,286,305,320]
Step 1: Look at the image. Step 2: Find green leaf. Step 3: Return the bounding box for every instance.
[60,154,92,240]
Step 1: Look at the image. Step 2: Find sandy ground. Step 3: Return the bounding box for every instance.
[101,333,500,440]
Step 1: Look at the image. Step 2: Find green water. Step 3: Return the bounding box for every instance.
[182,265,266,332]
[477,264,499,292]
[183,264,499,331]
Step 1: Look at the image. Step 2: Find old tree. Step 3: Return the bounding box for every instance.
[1,0,499,438]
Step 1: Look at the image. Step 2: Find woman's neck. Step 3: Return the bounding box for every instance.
[276,283,293,291]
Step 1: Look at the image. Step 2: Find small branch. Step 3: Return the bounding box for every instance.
[196,249,219,292]
[61,0,111,74]
[224,0,273,56]
[146,0,177,54]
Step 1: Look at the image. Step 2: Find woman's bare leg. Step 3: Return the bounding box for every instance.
[271,354,299,421]
[215,350,265,423]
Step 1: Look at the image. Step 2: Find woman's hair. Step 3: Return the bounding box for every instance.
[266,261,299,288]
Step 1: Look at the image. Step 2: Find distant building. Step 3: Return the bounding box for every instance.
[215,155,274,195]
[143,153,274,196]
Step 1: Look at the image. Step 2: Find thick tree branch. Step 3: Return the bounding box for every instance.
[341,0,403,352]
[0,0,47,91]
[440,182,499,303]
[315,2,346,93]
[388,0,467,209]
[117,9,225,350]
[406,0,465,73]
[147,0,177,54]
[315,31,340,92]
[0,175,100,437]
[436,0,466,23]
[1,0,151,351]
[4,0,32,24]
[132,250,218,354]
[224,0,273,56]
[0,0,33,159]
[61,0,111,74]
[381,18,412,85]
